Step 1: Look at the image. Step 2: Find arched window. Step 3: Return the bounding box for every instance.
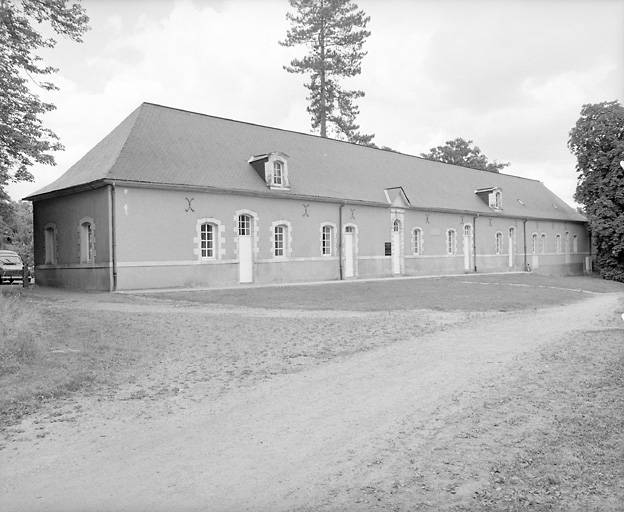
[494,190,502,209]
[44,224,57,264]
[495,232,503,255]
[79,219,94,263]
[531,233,538,254]
[573,234,578,253]
[555,234,562,254]
[446,229,456,255]
[393,219,400,232]
[412,228,423,255]
[274,224,285,257]
[200,223,215,259]
[321,225,333,256]
[540,233,547,254]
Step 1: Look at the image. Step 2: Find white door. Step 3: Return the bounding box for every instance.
[345,227,355,278]
[392,220,401,274]
[238,215,253,283]
[463,225,472,271]
[508,228,515,268]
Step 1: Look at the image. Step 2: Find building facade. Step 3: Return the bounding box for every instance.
[26,103,590,291]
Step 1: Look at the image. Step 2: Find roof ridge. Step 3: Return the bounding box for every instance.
[140,102,541,182]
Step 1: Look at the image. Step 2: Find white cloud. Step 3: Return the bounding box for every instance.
[7,0,624,210]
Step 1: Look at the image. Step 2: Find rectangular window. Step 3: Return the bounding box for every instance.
[274,225,284,257]
[322,226,332,255]
[201,224,214,258]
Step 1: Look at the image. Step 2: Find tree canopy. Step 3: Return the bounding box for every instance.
[568,100,624,281]
[0,0,89,196]
[280,0,374,145]
[0,199,33,266]
[420,138,510,173]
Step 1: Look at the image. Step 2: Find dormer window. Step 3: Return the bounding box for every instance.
[475,187,502,211]
[491,190,502,209]
[273,161,284,186]
[248,151,290,191]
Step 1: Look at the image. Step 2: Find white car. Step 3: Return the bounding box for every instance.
[0,250,24,284]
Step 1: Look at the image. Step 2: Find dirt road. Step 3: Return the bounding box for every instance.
[1,291,622,512]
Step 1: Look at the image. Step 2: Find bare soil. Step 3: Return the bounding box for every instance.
[1,275,623,512]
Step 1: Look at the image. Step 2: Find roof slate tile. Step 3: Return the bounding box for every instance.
[27,102,585,223]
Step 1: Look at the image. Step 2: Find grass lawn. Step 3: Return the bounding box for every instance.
[148,273,624,311]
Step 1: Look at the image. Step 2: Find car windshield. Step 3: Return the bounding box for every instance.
[0,255,21,264]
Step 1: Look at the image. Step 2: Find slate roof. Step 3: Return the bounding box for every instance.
[27,102,585,222]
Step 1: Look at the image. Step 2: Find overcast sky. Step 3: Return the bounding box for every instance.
[7,0,624,207]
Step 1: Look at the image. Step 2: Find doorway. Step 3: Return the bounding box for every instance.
[344,226,355,278]
[508,227,516,268]
[463,224,472,271]
[238,214,253,283]
[392,220,401,274]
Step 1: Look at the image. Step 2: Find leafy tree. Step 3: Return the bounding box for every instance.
[568,100,624,282]
[420,138,510,173]
[280,0,374,145]
[0,0,89,196]
[0,199,33,266]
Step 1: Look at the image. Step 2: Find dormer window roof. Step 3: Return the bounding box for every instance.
[475,187,502,210]
[384,186,411,208]
[249,151,290,191]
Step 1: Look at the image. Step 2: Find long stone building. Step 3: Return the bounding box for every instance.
[26,103,589,291]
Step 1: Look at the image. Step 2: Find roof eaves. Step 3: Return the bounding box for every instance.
[24,180,109,201]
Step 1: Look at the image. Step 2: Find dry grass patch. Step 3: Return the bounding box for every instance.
[0,293,45,375]
[0,292,168,428]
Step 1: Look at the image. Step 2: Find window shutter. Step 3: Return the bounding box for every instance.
[265,165,273,186]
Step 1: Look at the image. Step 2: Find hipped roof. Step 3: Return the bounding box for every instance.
[27,102,585,222]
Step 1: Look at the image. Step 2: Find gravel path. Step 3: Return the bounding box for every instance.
[0,291,621,512]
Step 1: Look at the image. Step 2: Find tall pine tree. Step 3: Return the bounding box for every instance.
[280,0,374,145]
